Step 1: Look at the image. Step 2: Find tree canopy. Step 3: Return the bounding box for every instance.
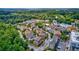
[0,22,29,51]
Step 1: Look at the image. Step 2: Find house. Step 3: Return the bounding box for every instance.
[28,28,48,47]
[33,37,43,46]
[59,23,72,29]
[34,28,46,37]
[24,29,35,40]
[53,20,58,25]
[67,26,76,31]
[17,25,27,31]
[45,27,53,33]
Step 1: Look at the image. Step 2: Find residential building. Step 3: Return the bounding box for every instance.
[70,31,79,51]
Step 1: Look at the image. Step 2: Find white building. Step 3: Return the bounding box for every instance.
[53,20,72,29]
[53,20,58,25]
[70,31,79,51]
[59,23,72,29]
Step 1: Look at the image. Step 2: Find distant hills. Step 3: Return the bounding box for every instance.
[0,8,79,11]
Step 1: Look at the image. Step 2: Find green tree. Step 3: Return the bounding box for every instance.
[0,22,29,51]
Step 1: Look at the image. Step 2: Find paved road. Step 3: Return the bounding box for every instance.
[57,41,70,51]
[28,32,51,51]
[28,39,50,51]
